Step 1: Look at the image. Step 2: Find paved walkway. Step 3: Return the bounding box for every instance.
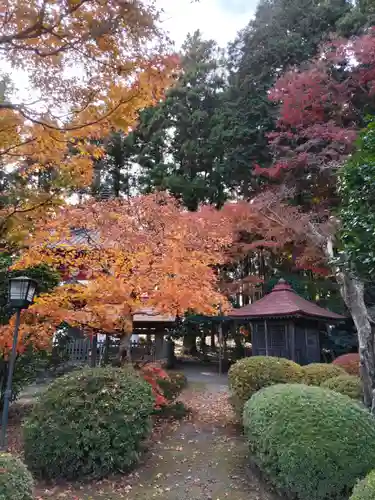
[18,382,49,404]
[18,362,229,404]
[179,363,228,392]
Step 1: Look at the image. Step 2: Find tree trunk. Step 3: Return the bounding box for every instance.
[336,270,375,409]
[118,316,133,364]
[314,232,375,410]
[119,333,132,364]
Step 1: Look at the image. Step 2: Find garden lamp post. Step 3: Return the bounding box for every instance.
[0,276,37,449]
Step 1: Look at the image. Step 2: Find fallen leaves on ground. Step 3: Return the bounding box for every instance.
[180,388,237,427]
[10,386,245,500]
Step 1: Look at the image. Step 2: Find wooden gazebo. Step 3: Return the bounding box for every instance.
[229,279,345,365]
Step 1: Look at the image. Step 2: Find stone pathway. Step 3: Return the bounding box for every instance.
[117,420,282,500]
[18,382,49,404]
[179,363,229,393]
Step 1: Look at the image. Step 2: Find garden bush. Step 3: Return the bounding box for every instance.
[137,364,187,409]
[159,371,187,401]
[0,452,33,500]
[228,356,303,416]
[333,353,360,376]
[243,384,375,500]
[302,362,346,385]
[23,366,154,480]
[350,470,375,500]
[138,362,170,408]
[156,401,189,419]
[321,374,363,400]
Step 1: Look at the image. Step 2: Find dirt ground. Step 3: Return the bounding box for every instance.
[27,386,282,500]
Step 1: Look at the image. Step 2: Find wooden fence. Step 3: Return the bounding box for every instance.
[64,338,156,364]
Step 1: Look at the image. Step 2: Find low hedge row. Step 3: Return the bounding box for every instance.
[228,355,364,416]
[243,384,375,500]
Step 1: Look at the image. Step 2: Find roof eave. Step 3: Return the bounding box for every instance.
[228,312,345,322]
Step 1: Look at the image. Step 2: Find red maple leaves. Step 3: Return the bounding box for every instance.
[257,30,375,211]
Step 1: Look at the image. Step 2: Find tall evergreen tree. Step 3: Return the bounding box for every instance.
[220,0,352,198]
[137,31,228,211]
[91,133,137,199]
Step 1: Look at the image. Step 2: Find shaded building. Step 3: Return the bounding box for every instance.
[229,279,345,365]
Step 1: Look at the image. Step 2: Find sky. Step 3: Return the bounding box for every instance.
[158,0,259,47]
[5,0,259,102]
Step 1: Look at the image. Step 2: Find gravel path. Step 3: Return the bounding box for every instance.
[121,419,282,500]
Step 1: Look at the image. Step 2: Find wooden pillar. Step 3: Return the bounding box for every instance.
[90,334,98,367]
[289,321,295,361]
[103,334,110,365]
[211,322,217,350]
[218,319,223,375]
[264,319,269,356]
[154,334,166,361]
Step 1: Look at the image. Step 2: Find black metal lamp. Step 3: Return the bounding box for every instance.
[0,276,37,449]
[8,276,37,309]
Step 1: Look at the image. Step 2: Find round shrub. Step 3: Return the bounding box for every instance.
[0,453,33,500]
[321,375,363,400]
[23,366,154,480]
[243,384,375,500]
[333,353,360,376]
[302,362,346,385]
[350,470,375,500]
[228,356,303,416]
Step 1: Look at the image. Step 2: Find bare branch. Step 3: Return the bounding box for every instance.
[0,91,138,132]
[0,137,36,157]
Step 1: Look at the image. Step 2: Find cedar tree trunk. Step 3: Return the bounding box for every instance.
[311,229,375,410]
[337,271,375,410]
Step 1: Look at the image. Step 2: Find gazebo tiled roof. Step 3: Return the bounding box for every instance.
[229,279,345,321]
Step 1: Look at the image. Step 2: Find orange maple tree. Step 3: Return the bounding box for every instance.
[0,0,178,248]
[2,193,233,360]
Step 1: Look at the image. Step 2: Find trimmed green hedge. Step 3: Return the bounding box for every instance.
[321,375,363,400]
[23,366,154,480]
[228,356,303,416]
[302,363,346,385]
[243,384,375,500]
[0,452,33,500]
[350,470,375,500]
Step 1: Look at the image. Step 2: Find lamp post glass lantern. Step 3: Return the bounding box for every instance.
[0,276,37,450]
[9,276,37,309]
